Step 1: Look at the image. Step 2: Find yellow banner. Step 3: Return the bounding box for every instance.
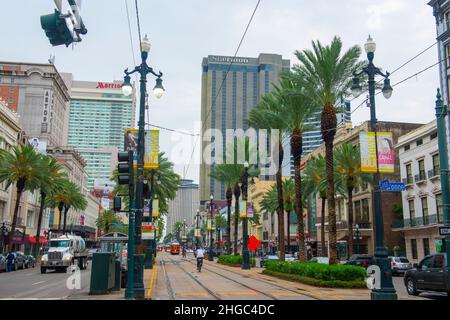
[152,198,159,218]
[360,132,395,174]
[240,200,247,218]
[145,130,159,169]
[360,132,377,173]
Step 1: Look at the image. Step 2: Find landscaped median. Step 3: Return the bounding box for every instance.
[218,255,256,267]
[262,261,367,289]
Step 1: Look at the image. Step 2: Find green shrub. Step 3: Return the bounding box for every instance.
[218,255,256,267]
[262,270,367,289]
[264,261,366,282]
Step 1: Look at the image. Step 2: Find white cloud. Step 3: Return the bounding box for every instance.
[367,0,406,30]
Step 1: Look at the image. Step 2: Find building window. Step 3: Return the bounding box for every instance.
[430,132,438,140]
[432,153,440,176]
[26,210,34,228]
[354,200,361,222]
[423,238,430,257]
[8,97,13,104]
[418,159,426,180]
[408,200,415,220]
[421,197,429,224]
[446,10,450,31]
[361,199,369,222]
[411,239,418,260]
[406,163,413,183]
[8,86,14,93]
[404,145,410,151]
[416,139,423,147]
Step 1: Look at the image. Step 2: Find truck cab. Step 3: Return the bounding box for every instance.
[40,235,88,273]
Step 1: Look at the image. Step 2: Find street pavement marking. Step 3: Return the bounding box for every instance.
[269,291,302,297]
[146,265,158,298]
[31,281,46,286]
[219,292,258,296]
[175,292,210,297]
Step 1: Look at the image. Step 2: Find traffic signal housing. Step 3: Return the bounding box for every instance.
[113,197,122,212]
[117,151,134,186]
[40,9,74,47]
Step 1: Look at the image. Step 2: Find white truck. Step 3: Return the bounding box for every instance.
[40,235,88,273]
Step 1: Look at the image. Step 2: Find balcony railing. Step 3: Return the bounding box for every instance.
[322,220,372,232]
[428,169,440,179]
[414,173,427,183]
[392,213,444,229]
[402,176,414,185]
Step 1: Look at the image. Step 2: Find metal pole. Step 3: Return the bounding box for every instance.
[125,150,135,300]
[242,166,250,270]
[144,170,155,269]
[367,53,397,300]
[208,200,214,261]
[434,89,450,292]
[196,210,200,248]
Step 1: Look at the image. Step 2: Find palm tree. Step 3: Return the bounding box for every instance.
[334,143,372,258]
[33,155,66,257]
[210,164,241,255]
[0,144,43,250]
[282,179,295,254]
[303,155,328,256]
[294,37,362,264]
[96,210,120,235]
[61,181,87,234]
[247,92,288,261]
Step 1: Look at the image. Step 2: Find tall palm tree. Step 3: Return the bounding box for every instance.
[303,155,328,256]
[210,164,241,255]
[294,36,362,264]
[34,155,66,257]
[282,179,295,254]
[61,181,87,234]
[334,143,372,257]
[0,144,43,250]
[247,92,288,261]
[96,210,120,235]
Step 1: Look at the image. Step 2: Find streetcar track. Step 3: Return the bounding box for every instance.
[165,257,221,300]
[186,259,279,300]
[160,260,176,300]
[187,258,322,301]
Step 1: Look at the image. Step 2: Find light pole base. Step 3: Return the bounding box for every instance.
[133,254,145,299]
[242,249,251,270]
[144,241,153,269]
[371,290,398,300]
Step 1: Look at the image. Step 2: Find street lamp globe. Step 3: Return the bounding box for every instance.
[210,194,214,200]
[364,35,376,54]
[122,75,133,96]
[153,77,165,99]
[382,78,393,99]
[244,161,249,168]
[141,34,151,54]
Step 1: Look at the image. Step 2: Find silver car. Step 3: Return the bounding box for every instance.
[389,256,412,276]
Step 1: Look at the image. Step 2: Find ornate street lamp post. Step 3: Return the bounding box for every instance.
[195,209,201,248]
[240,162,251,270]
[351,35,397,300]
[122,34,165,299]
[208,195,215,261]
[353,224,362,255]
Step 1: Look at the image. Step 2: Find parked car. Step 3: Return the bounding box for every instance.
[0,254,6,272]
[87,248,99,260]
[25,255,36,268]
[389,256,412,276]
[344,254,374,268]
[309,257,330,265]
[260,255,280,268]
[14,252,26,270]
[404,253,448,296]
[285,254,296,262]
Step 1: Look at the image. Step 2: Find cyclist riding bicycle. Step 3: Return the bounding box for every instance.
[195,247,205,272]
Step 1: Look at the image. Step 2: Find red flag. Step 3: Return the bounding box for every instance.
[248,235,260,252]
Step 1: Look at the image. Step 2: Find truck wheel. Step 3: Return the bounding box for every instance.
[40,267,46,274]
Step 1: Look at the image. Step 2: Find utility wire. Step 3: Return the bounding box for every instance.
[183,0,262,180]
[124,0,137,67]
[135,0,142,48]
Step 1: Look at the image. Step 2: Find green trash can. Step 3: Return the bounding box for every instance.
[89,252,116,295]
[113,259,121,291]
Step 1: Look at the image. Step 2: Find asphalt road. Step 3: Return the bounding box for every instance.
[0,262,91,299]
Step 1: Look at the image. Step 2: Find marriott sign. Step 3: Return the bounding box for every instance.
[96,82,123,89]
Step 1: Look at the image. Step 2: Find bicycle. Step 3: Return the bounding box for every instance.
[197,257,203,272]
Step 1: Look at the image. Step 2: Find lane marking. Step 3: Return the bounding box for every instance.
[146,264,157,298]
[32,281,46,286]
[175,292,209,297]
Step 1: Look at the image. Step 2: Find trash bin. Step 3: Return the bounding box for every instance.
[113,259,121,291]
[89,252,115,295]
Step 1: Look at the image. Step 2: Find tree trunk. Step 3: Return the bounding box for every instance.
[8,180,25,252]
[226,187,233,255]
[321,103,338,264]
[292,128,306,262]
[321,197,326,257]
[347,187,354,258]
[286,210,290,254]
[63,205,70,235]
[57,203,64,232]
[276,140,285,261]
[233,184,240,255]
[34,192,46,258]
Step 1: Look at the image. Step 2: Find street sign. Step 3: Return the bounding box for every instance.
[379,180,406,192]
[439,227,450,236]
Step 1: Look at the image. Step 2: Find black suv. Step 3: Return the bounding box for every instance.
[404,253,448,296]
[344,254,374,268]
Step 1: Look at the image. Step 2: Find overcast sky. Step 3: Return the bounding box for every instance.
[0,0,440,183]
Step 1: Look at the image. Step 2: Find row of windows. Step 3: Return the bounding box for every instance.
[410,238,431,260]
[408,194,442,220]
[404,153,440,182]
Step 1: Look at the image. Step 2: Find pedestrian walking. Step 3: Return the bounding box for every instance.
[6,250,16,272]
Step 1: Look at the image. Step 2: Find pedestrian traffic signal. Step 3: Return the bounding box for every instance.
[40,9,74,47]
[117,151,134,185]
[113,197,122,212]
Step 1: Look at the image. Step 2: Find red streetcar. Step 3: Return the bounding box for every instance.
[170,242,181,255]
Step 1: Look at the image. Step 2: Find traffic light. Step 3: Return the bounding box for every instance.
[40,9,74,47]
[117,151,134,186]
[113,197,122,212]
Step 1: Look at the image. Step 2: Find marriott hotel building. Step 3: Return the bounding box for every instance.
[199,54,291,203]
[62,74,136,190]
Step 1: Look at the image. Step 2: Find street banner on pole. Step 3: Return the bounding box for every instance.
[377,132,395,173]
[195,228,201,237]
[144,199,150,217]
[360,132,377,173]
[144,130,159,169]
[207,219,213,231]
[360,132,395,173]
[247,202,254,219]
[152,198,159,218]
[240,200,247,218]
[142,222,155,240]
